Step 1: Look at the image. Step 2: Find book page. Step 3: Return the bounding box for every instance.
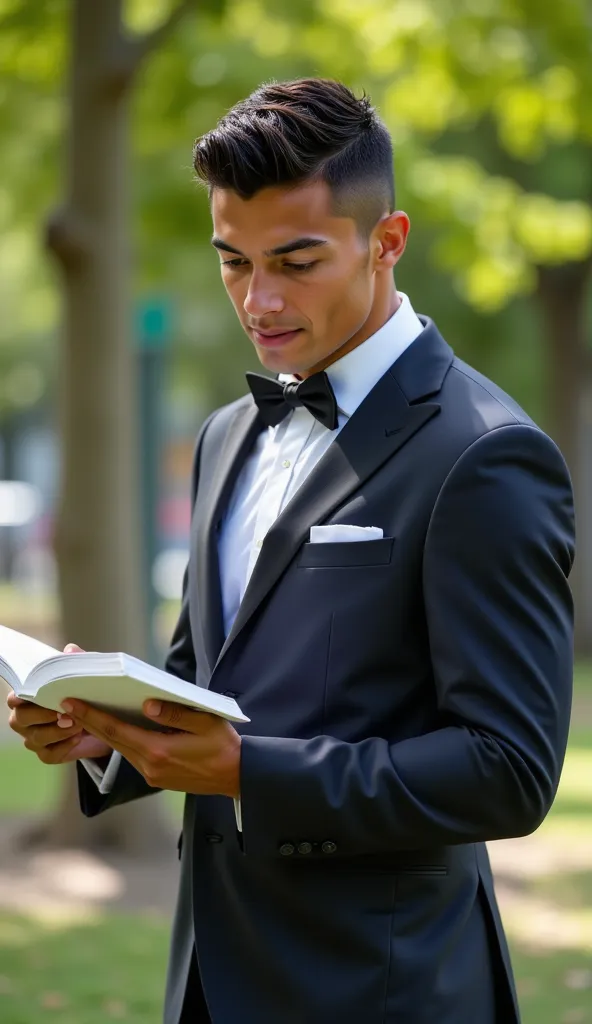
[0,625,62,687]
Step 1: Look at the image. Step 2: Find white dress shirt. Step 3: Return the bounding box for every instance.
[82,294,424,826]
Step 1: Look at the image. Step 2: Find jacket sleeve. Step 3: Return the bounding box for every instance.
[77,414,214,818]
[238,424,575,857]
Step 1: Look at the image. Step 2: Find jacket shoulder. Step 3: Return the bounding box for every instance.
[446,356,536,431]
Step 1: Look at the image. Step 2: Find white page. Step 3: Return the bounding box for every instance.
[0,625,62,685]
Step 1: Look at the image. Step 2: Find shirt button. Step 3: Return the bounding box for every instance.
[297,841,313,855]
[279,843,295,856]
[256,538,263,548]
[282,459,291,468]
[321,841,337,855]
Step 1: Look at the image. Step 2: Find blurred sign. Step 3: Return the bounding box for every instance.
[135,297,172,350]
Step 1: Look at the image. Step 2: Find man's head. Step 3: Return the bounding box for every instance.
[193,78,410,377]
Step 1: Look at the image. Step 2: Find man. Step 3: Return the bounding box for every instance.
[7,79,574,1023]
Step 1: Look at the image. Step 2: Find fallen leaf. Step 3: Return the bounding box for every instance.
[562,1009,586,1023]
[103,998,128,1018]
[40,991,68,1010]
[516,977,540,997]
[564,970,592,991]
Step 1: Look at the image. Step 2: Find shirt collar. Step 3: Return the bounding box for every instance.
[279,292,424,419]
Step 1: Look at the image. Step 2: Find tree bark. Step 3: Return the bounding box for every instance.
[536,257,592,654]
[38,0,192,851]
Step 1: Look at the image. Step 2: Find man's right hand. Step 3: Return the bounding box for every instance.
[6,642,113,764]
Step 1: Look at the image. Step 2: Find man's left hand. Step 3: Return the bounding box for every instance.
[61,698,242,798]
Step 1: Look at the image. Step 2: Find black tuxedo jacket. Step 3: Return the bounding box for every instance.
[78,317,575,1024]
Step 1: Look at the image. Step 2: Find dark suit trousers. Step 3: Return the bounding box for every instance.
[178,948,211,1024]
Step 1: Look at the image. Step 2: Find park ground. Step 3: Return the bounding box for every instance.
[0,584,590,1022]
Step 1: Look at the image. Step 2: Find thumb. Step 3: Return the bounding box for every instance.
[63,643,85,654]
[143,699,210,732]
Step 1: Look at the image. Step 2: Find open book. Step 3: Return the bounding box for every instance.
[0,625,249,728]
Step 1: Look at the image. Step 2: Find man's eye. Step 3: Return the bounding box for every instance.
[222,259,248,269]
[284,261,317,272]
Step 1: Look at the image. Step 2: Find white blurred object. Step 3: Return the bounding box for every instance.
[152,548,188,599]
[0,481,40,526]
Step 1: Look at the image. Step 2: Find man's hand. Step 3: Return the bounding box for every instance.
[6,643,113,764]
[59,697,242,798]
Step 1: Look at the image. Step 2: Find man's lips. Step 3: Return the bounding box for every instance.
[251,328,303,348]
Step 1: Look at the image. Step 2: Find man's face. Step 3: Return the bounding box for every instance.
[211,181,381,377]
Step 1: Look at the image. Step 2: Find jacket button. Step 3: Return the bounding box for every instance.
[321,840,337,855]
[297,842,313,855]
[204,833,224,843]
[279,843,295,856]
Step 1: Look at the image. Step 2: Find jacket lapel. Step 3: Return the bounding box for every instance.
[214,318,454,669]
[194,400,263,674]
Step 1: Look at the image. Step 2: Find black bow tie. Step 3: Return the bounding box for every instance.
[245,370,339,430]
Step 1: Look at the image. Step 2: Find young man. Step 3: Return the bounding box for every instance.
[8,79,574,1023]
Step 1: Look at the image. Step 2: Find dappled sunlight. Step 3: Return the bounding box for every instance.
[0,847,122,926]
[494,879,592,953]
[489,745,592,960]
[489,834,592,879]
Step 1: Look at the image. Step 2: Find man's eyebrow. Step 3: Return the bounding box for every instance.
[266,237,328,257]
[210,236,329,258]
[211,238,244,255]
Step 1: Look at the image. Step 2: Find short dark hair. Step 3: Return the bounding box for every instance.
[193,78,395,236]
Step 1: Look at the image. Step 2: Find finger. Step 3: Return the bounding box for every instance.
[61,699,150,757]
[63,643,86,653]
[7,690,33,710]
[8,703,60,733]
[35,734,87,765]
[24,721,84,750]
[143,699,212,732]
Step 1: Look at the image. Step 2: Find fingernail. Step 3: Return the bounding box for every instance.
[57,716,74,728]
[146,700,162,717]
[60,701,73,714]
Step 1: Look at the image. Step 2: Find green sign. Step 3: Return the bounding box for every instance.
[136,297,172,350]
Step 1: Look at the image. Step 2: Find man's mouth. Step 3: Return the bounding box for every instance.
[251,328,303,348]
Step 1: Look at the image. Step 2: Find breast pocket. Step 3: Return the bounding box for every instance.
[298,537,395,567]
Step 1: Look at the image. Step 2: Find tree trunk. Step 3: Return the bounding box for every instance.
[536,257,592,655]
[39,0,189,851]
[18,765,175,856]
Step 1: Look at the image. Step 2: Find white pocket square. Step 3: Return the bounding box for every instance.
[309,525,384,543]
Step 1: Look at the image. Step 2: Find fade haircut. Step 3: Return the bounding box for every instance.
[193,78,395,238]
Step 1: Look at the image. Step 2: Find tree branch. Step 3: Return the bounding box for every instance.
[134,0,196,63]
[104,0,196,97]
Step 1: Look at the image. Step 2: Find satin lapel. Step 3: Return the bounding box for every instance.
[194,401,262,674]
[214,368,441,669]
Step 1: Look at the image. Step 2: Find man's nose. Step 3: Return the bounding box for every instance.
[243,271,284,318]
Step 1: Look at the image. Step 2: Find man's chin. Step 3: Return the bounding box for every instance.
[254,340,310,377]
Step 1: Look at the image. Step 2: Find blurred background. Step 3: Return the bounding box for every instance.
[0,1,591,1021]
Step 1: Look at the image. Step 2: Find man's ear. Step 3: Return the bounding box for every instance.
[374,211,410,271]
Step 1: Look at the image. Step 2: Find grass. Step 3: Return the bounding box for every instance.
[0,665,590,1021]
[0,747,184,820]
[0,912,170,1023]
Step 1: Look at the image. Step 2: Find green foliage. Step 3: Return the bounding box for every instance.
[235,0,592,312]
[0,0,590,419]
